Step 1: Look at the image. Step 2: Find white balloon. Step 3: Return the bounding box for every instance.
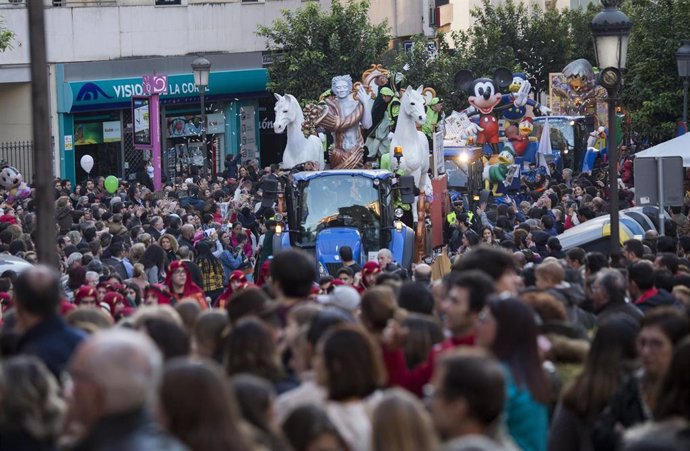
[80,155,94,174]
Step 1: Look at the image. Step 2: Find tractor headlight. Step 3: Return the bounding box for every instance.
[275,224,282,234]
[394,220,403,231]
[459,152,470,163]
[395,208,404,218]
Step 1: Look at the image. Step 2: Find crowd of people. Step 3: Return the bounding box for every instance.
[0,152,689,451]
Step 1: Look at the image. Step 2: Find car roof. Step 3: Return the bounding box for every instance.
[0,255,33,275]
[557,215,644,250]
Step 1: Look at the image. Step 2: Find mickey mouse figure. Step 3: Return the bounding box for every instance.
[454,68,526,158]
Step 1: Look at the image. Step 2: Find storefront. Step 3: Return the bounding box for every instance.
[56,59,268,184]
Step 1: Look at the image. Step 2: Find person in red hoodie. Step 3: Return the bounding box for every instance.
[165,260,209,309]
[215,270,254,309]
[143,284,173,306]
[356,261,381,293]
[381,270,495,397]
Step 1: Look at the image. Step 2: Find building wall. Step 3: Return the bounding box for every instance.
[0,82,32,143]
[449,0,580,36]
[0,0,334,65]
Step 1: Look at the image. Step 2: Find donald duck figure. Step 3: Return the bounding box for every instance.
[501,73,550,124]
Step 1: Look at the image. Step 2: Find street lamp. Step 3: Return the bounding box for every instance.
[192,56,212,177]
[676,40,690,126]
[590,0,632,252]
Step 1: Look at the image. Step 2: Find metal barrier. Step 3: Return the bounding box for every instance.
[0,141,34,183]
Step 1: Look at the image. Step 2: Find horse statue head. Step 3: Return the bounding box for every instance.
[273,93,301,134]
[401,85,427,126]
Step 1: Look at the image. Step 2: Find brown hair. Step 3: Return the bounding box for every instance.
[319,325,386,401]
[372,388,438,451]
[160,358,252,451]
[225,317,283,383]
[534,260,565,287]
[437,348,505,426]
[561,316,638,419]
[193,310,229,361]
[360,286,397,333]
[519,291,567,322]
[65,306,114,332]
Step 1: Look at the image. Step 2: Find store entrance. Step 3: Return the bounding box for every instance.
[75,143,122,184]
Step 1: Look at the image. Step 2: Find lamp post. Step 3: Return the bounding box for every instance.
[192,56,212,178]
[590,0,632,253]
[677,40,690,126]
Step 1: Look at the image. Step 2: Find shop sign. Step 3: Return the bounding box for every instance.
[103,121,122,143]
[64,69,268,113]
[142,74,169,95]
[64,135,73,151]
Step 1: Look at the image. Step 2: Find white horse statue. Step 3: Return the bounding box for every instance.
[391,86,432,195]
[273,93,325,170]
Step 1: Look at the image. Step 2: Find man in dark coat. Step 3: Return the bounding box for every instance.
[68,330,187,451]
[12,266,85,378]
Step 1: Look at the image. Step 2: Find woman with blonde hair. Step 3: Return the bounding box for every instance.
[0,356,66,451]
[371,388,437,451]
[159,233,179,265]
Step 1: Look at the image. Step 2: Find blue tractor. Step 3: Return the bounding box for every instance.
[274,170,416,276]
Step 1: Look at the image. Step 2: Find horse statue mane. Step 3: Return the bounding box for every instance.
[273,93,325,170]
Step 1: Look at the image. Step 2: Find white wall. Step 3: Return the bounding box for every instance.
[0,0,333,65]
[368,0,428,38]
[0,82,32,142]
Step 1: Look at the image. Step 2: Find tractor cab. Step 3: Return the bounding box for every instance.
[277,170,415,276]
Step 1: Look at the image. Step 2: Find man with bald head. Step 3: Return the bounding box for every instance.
[413,263,432,285]
[13,265,84,377]
[68,329,187,451]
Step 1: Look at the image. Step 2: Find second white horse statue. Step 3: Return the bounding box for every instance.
[273,93,325,170]
[391,86,432,195]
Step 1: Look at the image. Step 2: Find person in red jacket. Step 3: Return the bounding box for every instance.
[381,270,494,397]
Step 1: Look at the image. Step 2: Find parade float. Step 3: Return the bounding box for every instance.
[271,66,441,273]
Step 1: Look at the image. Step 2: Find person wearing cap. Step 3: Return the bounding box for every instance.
[74,285,99,308]
[317,285,361,316]
[382,87,401,133]
[422,97,443,139]
[365,86,399,161]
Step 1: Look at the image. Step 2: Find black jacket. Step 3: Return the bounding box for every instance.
[71,409,188,451]
[102,256,128,280]
[595,301,644,327]
[592,371,649,451]
[14,315,84,378]
[635,288,677,313]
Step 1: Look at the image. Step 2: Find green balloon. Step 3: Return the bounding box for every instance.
[104,175,119,194]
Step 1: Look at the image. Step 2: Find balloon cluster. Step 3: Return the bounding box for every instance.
[80,154,119,194]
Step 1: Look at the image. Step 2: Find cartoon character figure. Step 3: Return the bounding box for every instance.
[501,74,550,123]
[0,166,31,204]
[453,68,517,156]
[552,59,606,116]
[505,116,534,157]
[483,147,516,194]
[582,126,608,173]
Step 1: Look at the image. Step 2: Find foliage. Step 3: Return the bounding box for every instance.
[621,0,690,145]
[0,16,14,52]
[256,0,390,104]
[391,0,598,111]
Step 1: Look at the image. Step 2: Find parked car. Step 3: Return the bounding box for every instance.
[557,214,646,253]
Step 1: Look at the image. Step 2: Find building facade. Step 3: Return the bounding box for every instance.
[0,0,435,182]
